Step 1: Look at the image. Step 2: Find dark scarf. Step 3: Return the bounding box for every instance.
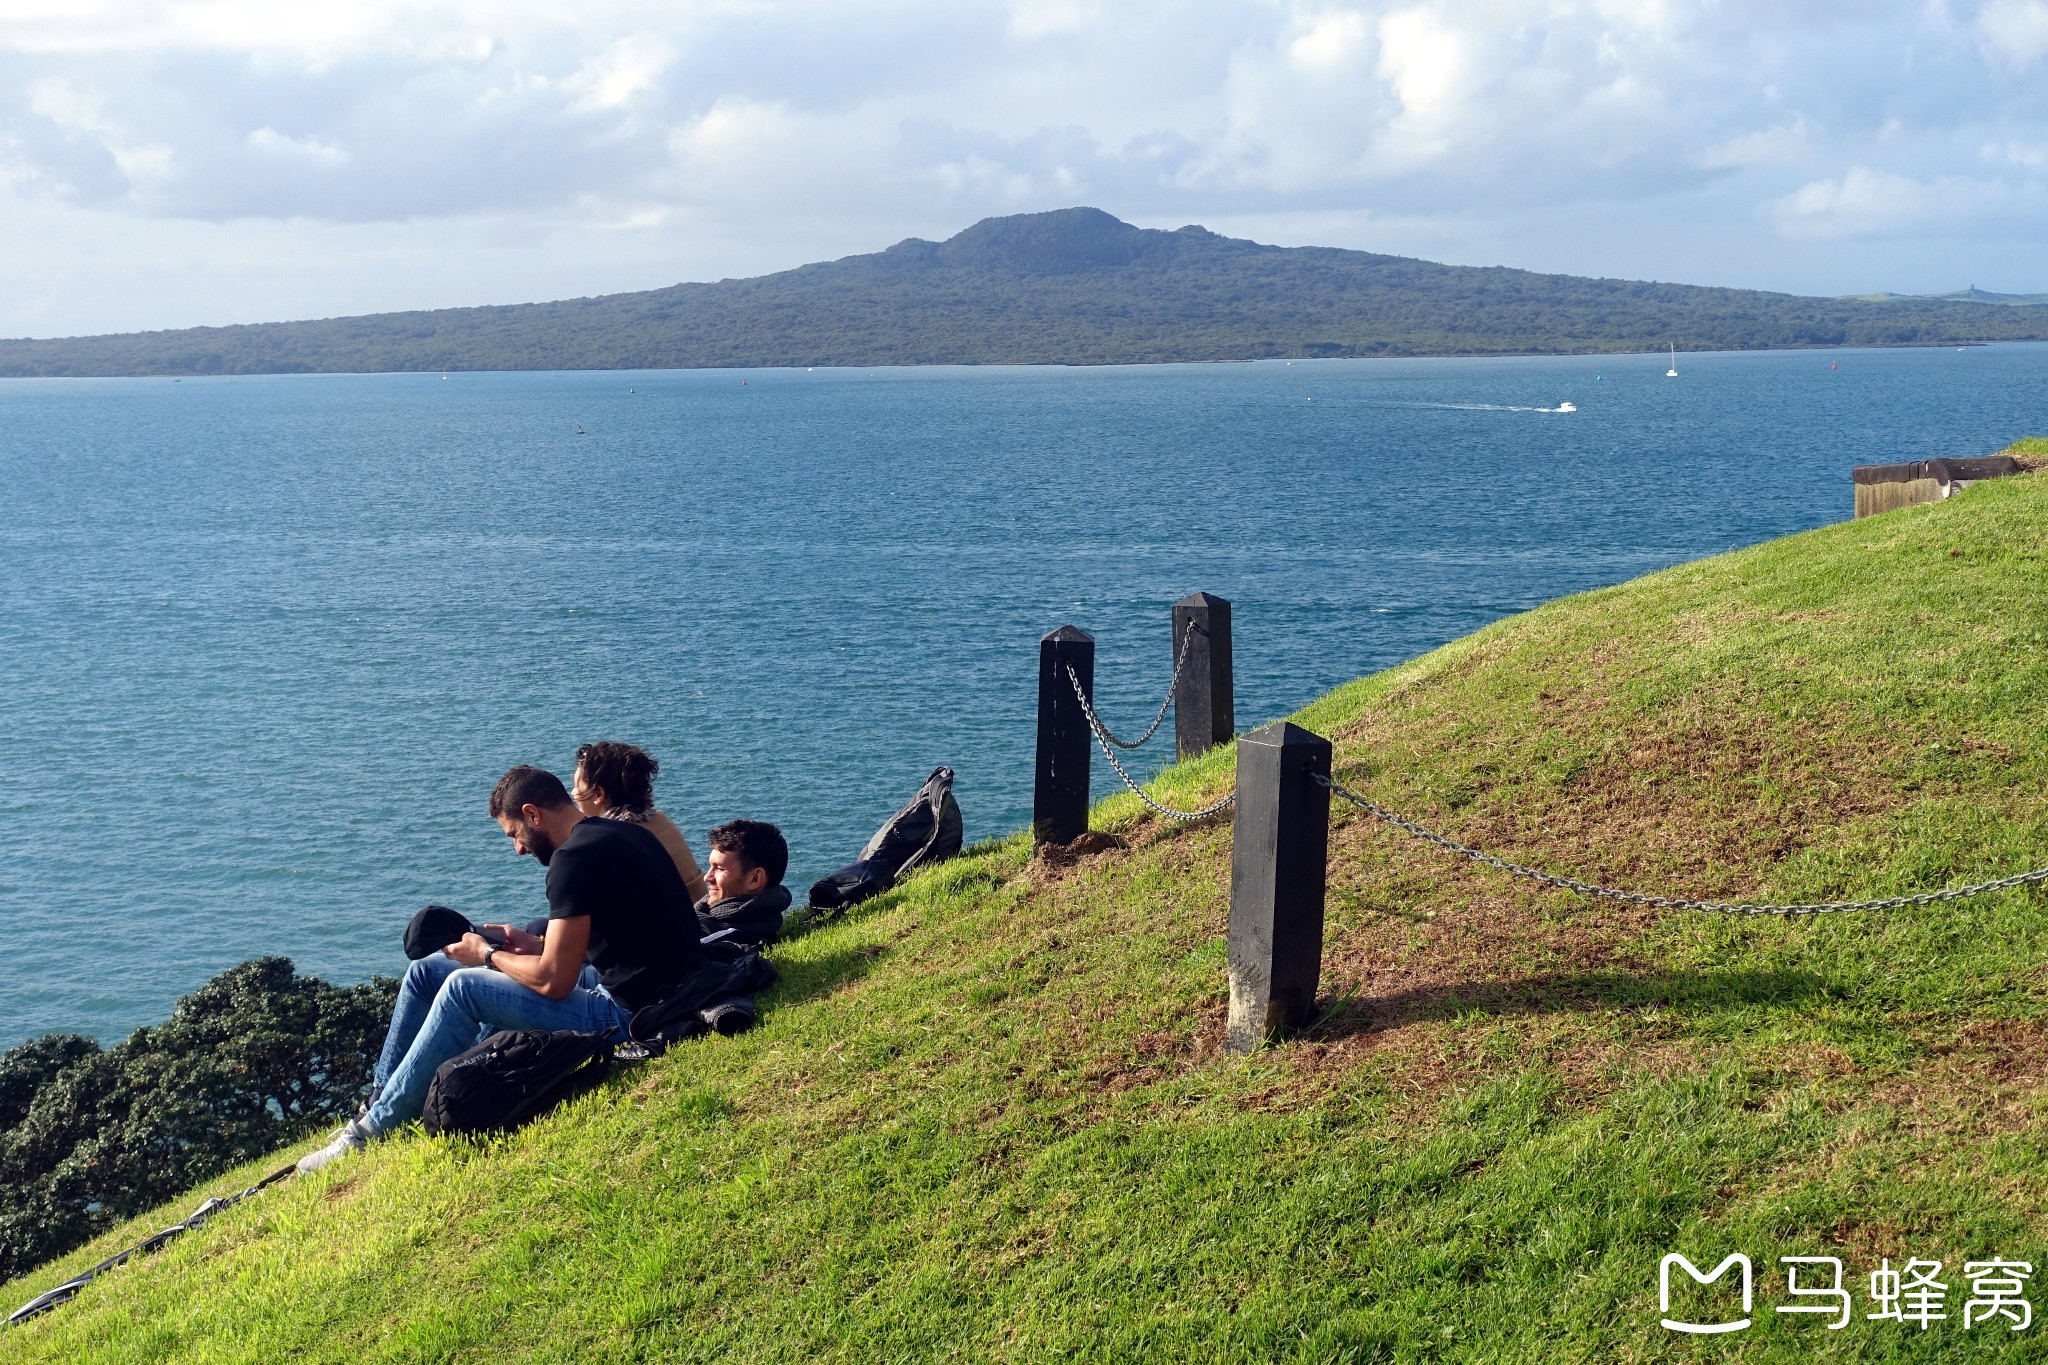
[695,883,791,949]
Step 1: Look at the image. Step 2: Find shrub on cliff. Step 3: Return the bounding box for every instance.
[0,958,394,1283]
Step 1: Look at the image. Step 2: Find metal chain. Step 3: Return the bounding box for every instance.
[1066,661,1236,822]
[9,1162,297,1326]
[1318,772,2048,916]
[1087,618,1202,751]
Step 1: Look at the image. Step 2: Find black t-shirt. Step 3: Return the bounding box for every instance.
[545,817,702,1013]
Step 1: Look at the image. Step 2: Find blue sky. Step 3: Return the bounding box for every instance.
[1,0,2045,337]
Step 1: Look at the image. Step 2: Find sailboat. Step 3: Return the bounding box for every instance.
[1666,345,1678,378]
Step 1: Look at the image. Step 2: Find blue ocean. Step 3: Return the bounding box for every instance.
[3,344,2042,1047]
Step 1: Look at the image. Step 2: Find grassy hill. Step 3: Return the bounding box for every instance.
[1849,288,2048,307]
[9,467,2048,1360]
[4,207,2048,375]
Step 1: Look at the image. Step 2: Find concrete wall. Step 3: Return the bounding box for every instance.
[1851,456,2021,519]
[1854,477,1946,518]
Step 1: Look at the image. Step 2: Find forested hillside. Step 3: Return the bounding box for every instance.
[3,207,2045,376]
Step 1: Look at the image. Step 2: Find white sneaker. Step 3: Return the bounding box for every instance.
[322,1085,382,1142]
[297,1118,372,1174]
[325,1099,375,1142]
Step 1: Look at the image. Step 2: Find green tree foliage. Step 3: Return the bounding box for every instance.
[0,958,394,1282]
[2,208,2044,377]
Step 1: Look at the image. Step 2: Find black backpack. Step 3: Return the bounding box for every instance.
[419,1029,614,1138]
[808,766,963,915]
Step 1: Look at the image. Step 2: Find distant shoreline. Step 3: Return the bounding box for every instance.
[0,337,2036,384]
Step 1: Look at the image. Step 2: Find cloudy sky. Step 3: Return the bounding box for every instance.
[2,0,2044,338]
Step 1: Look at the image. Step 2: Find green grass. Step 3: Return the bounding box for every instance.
[12,474,2048,1361]
[2000,436,2048,466]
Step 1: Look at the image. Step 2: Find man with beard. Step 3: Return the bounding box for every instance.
[299,765,702,1172]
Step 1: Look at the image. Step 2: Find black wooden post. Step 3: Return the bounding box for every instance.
[1172,591,1234,760]
[1226,720,1332,1052]
[1033,625,1095,845]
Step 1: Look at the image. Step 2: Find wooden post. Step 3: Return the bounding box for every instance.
[1033,625,1094,845]
[1226,720,1332,1052]
[1172,591,1234,760]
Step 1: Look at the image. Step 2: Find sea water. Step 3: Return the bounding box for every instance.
[2,344,2042,1046]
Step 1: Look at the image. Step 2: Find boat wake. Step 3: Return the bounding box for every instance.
[1394,401,1578,414]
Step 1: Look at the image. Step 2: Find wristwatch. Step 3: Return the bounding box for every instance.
[483,944,498,971]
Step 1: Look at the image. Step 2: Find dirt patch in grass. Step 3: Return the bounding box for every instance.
[1452,718,1902,894]
[1077,1025,1222,1099]
[1278,1018,1490,1111]
[1832,1216,1920,1261]
[1928,1018,2048,1086]
[1998,440,2048,470]
[1317,854,1666,1000]
[1548,1033,1699,1098]
[1033,831,1125,869]
[1867,1018,2048,1136]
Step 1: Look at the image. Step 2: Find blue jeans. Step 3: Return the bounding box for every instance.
[365,955,628,1135]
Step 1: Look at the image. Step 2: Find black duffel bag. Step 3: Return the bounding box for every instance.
[806,858,896,914]
[420,1029,613,1138]
[808,766,963,917]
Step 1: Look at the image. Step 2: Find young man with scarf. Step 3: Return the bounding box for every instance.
[694,819,791,952]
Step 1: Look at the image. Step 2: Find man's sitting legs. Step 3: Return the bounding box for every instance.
[362,967,631,1135]
[368,953,602,1099]
[372,953,467,1098]
[302,961,630,1172]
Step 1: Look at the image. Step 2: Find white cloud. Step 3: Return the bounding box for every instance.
[1288,9,1371,70]
[25,75,102,127]
[1978,0,2048,65]
[563,35,671,113]
[1699,118,1811,169]
[1375,8,1468,127]
[1773,165,2010,238]
[246,127,347,164]
[1985,138,2048,167]
[1778,166,1928,237]
[672,97,789,158]
[1007,0,1102,39]
[1210,2,1718,199]
[22,73,174,192]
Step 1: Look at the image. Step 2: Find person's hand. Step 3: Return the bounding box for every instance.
[484,923,544,954]
[443,932,491,968]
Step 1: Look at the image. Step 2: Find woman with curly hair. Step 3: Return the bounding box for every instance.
[569,740,710,906]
